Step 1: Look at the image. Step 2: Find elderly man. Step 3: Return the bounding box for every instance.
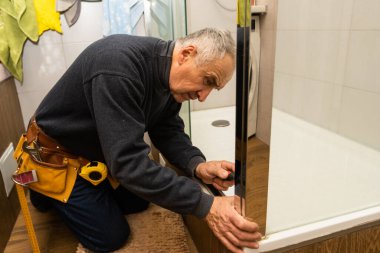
[19,28,261,253]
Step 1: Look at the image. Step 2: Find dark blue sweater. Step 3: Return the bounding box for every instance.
[35,34,213,218]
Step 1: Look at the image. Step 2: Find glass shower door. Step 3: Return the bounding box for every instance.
[144,0,190,136]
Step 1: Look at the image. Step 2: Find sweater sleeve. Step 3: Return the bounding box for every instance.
[148,102,206,178]
[86,74,213,218]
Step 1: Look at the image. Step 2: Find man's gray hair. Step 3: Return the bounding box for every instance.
[176,28,236,67]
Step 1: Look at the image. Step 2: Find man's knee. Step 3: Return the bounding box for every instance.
[132,199,150,213]
[85,221,131,252]
[101,225,130,251]
[30,190,52,212]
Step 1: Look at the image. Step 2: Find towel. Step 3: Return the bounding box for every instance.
[0,0,39,81]
[34,0,62,35]
[56,0,81,27]
[63,0,81,27]
[103,0,144,36]
[56,0,77,12]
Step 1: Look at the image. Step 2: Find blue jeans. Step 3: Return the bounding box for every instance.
[30,177,149,252]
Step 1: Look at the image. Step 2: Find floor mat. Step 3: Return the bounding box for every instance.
[76,204,191,253]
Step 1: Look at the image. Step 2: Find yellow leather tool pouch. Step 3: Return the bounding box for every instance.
[13,135,79,203]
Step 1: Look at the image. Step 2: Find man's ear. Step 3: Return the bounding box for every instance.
[178,45,197,64]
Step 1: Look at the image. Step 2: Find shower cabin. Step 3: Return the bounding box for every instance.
[1,0,378,252]
[149,0,380,252]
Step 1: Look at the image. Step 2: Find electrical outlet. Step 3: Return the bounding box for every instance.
[0,143,17,197]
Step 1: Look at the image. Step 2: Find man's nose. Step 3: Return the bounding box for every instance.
[197,87,213,102]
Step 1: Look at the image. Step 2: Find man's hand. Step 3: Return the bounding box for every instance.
[195,161,235,191]
[205,196,262,253]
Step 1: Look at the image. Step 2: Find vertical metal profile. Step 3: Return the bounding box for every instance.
[235,0,251,216]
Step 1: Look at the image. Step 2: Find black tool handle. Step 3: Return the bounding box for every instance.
[225,171,235,181]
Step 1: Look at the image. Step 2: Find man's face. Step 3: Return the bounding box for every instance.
[169,46,235,103]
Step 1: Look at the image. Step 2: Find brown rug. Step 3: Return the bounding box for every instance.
[76,204,191,253]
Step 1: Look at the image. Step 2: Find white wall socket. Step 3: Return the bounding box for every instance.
[0,143,17,197]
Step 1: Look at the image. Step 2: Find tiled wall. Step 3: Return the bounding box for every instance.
[273,0,380,151]
[267,0,380,234]
[16,2,104,127]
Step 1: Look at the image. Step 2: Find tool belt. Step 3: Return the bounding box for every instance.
[13,117,119,203]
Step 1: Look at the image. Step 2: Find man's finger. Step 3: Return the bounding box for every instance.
[229,225,263,242]
[218,236,244,253]
[213,178,234,189]
[221,160,235,171]
[212,182,228,191]
[214,166,229,179]
[231,214,260,233]
[225,231,261,249]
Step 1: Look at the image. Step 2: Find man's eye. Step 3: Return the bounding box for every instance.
[204,77,216,86]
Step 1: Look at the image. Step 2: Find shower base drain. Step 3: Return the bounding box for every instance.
[211,120,230,127]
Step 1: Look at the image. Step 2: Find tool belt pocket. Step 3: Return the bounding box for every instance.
[13,135,69,195]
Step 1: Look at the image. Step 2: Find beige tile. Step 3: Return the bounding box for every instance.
[277,0,307,30]
[272,72,293,113]
[62,42,93,67]
[338,87,380,151]
[17,89,51,128]
[186,0,236,33]
[274,30,305,76]
[345,31,380,94]
[273,72,343,132]
[351,0,380,30]
[36,30,63,46]
[275,30,349,84]
[260,30,277,73]
[277,0,354,30]
[297,78,342,130]
[15,41,66,93]
[61,2,104,44]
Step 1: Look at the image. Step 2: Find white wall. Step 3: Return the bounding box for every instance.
[186,0,237,111]
[16,2,104,127]
[266,0,380,234]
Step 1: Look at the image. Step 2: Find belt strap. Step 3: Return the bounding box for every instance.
[26,116,89,167]
[25,116,119,189]
[26,116,70,153]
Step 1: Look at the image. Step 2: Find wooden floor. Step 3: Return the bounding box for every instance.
[5,195,79,253]
[4,192,199,253]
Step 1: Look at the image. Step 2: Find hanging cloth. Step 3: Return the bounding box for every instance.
[56,0,81,27]
[103,0,144,36]
[0,0,39,82]
[34,0,62,35]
